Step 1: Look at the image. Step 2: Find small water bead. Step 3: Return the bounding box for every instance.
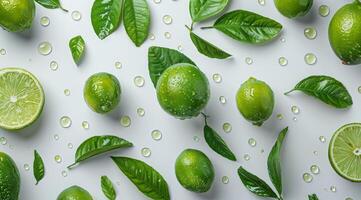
[60,116,72,128]
[134,76,145,87]
[304,53,317,65]
[221,176,229,184]
[313,150,318,156]
[64,89,70,96]
[346,198,353,200]
[38,42,52,55]
[193,136,200,142]
[82,121,89,129]
[151,130,162,141]
[223,123,232,133]
[54,155,62,163]
[149,34,155,40]
[276,114,283,120]
[280,37,286,43]
[0,137,7,145]
[319,136,326,143]
[137,108,145,117]
[219,96,227,104]
[0,48,6,55]
[40,16,50,27]
[141,147,152,157]
[153,0,161,4]
[177,45,183,51]
[245,57,253,65]
[61,170,68,177]
[114,61,122,69]
[258,0,265,6]
[330,186,337,192]
[243,154,251,161]
[358,86,361,94]
[310,165,320,175]
[291,105,300,115]
[292,117,297,122]
[304,27,317,40]
[50,61,58,71]
[67,143,73,149]
[71,11,82,21]
[54,134,59,141]
[212,73,222,83]
[260,149,265,153]
[120,116,131,127]
[248,138,257,147]
[162,15,173,25]
[303,173,313,183]
[164,32,171,39]
[319,5,330,17]
[23,164,30,171]
[278,57,288,66]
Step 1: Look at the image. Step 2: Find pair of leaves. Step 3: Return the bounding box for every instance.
[190,0,229,22]
[68,135,133,169]
[112,156,170,200]
[285,75,353,109]
[69,35,85,65]
[308,194,319,200]
[101,176,116,200]
[238,127,288,199]
[204,125,236,161]
[33,150,45,185]
[35,0,68,12]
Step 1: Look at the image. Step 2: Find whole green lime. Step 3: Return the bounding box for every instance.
[57,185,93,200]
[274,0,313,18]
[0,0,35,32]
[156,63,210,119]
[329,1,361,65]
[236,77,274,126]
[0,152,20,200]
[84,72,121,114]
[175,149,214,193]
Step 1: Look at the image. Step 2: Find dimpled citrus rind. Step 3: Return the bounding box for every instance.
[0,0,35,32]
[57,185,93,200]
[274,0,313,18]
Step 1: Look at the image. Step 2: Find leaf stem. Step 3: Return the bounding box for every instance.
[67,163,77,169]
[191,22,194,31]
[60,5,69,12]
[200,26,214,30]
[185,25,192,32]
[284,89,295,95]
[201,112,209,126]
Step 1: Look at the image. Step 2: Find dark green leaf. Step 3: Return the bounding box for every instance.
[101,176,116,200]
[267,127,288,196]
[33,150,45,185]
[205,10,282,44]
[237,166,278,198]
[204,125,236,161]
[308,194,319,200]
[69,35,85,64]
[35,0,68,11]
[190,0,229,22]
[284,75,353,108]
[112,156,170,200]
[148,46,196,87]
[123,0,150,46]
[91,0,123,39]
[68,135,133,169]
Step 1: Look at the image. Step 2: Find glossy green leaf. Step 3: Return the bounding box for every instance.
[284,75,353,108]
[33,150,45,185]
[189,29,231,59]
[69,35,85,64]
[204,125,236,161]
[91,0,123,40]
[189,0,229,22]
[204,10,282,44]
[35,0,68,11]
[148,46,196,88]
[112,156,170,200]
[308,194,319,200]
[237,166,278,198]
[123,0,150,46]
[267,127,288,196]
[68,135,133,169]
[101,176,116,200]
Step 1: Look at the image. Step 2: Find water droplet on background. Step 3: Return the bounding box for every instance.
[38,42,52,55]
[40,16,50,27]
[319,5,330,17]
[162,15,173,25]
[71,11,82,21]
[330,186,337,192]
[54,134,59,141]
[177,45,183,51]
[141,147,152,157]
[319,136,326,143]
[60,116,72,128]
[276,114,283,120]
[0,137,7,145]
[54,155,62,163]
[134,76,145,87]
[151,130,162,141]
[278,57,288,66]
[149,34,155,40]
[137,108,145,117]
[280,37,286,43]
[248,138,257,147]
[61,170,68,177]
[212,73,222,83]
[164,32,171,39]
[0,48,6,55]
[82,121,89,129]
[222,176,229,184]
[291,105,300,114]
[50,61,58,71]
[67,143,73,149]
[243,154,251,161]
[305,53,317,65]
[115,61,122,69]
[303,173,313,183]
[304,27,317,40]
[64,89,70,96]
[153,0,161,4]
[219,96,227,104]
[310,165,320,175]
[357,86,361,94]
[120,116,131,127]
[258,0,265,6]
[24,164,30,171]
[223,123,232,133]
[193,136,200,142]
[245,57,253,65]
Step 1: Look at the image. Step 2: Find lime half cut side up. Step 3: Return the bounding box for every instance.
[0,68,45,130]
[329,123,361,182]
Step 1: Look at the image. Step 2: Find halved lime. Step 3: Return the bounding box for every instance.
[329,123,361,182]
[0,68,45,130]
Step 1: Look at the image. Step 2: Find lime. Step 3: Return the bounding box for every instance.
[57,185,93,200]
[0,152,20,200]
[0,68,44,130]
[236,77,274,126]
[329,0,361,65]
[329,123,361,182]
[156,63,210,119]
[175,149,214,193]
[0,0,35,32]
[274,0,313,18]
[83,72,121,114]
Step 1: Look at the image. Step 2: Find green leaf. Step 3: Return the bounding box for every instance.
[123,0,150,46]
[68,135,133,169]
[308,194,319,200]
[101,176,116,200]
[112,156,170,200]
[204,10,282,44]
[33,150,45,185]
[69,35,85,65]
[267,127,288,196]
[189,0,229,22]
[284,75,353,109]
[148,46,196,88]
[91,0,123,40]
[35,0,68,11]
[237,166,279,198]
[204,125,237,161]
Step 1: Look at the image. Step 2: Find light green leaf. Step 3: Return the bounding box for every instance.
[33,150,45,185]
[35,0,68,11]
[189,0,229,22]
[69,35,85,64]
[204,125,237,161]
[101,176,116,200]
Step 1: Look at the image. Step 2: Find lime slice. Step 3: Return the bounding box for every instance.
[0,68,44,130]
[329,123,361,182]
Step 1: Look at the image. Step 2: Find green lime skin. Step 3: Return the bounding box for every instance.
[236,77,274,126]
[274,0,313,18]
[175,149,215,193]
[329,1,361,65]
[57,185,93,200]
[156,63,210,119]
[0,152,20,200]
[84,72,121,114]
[0,0,35,32]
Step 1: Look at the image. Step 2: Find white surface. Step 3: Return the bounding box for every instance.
[1,0,361,199]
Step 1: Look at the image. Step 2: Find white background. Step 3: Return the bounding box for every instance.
[1,0,361,199]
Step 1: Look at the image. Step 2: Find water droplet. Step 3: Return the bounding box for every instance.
[278,57,288,66]
[162,15,173,25]
[221,176,229,184]
[0,48,7,56]
[219,96,227,104]
[38,42,52,55]
[258,0,265,6]
[54,155,62,163]
[151,130,162,141]
[71,11,82,21]
[292,117,297,122]
[248,138,257,147]
[245,57,253,65]
[280,37,286,43]
[310,165,320,175]
[60,116,72,128]
[304,53,317,65]
[40,16,50,27]
[313,150,318,155]
[149,33,155,40]
[319,136,326,143]
[276,114,283,120]
[260,149,265,153]
[141,147,151,157]
[24,164,30,171]
[0,137,7,145]
[67,143,73,149]
[136,108,145,117]
[153,0,161,4]
[223,123,232,133]
[81,121,89,130]
[64,89,70,96]
[346,197,353,200]
[120,116,131,127]
[134,76,145,87]
[61,170,68,177]
[330,186,337,192]
[212,73,222,83]
[115,61,122,69]
[243,154,251,161]
[54,134,59,141]
[193,136,200,142]
[304,27,317,40]
[303,173,313,183]
[291,105,300,115]
[50,61,58,71]
[164,32,171,39]
[177,45,183,51]
[319,5,330,17]
[358,86,361,94]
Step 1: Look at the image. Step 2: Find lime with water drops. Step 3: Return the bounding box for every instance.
[0,0,35,32]
[274,0,313,18]
[57,185,93,200]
